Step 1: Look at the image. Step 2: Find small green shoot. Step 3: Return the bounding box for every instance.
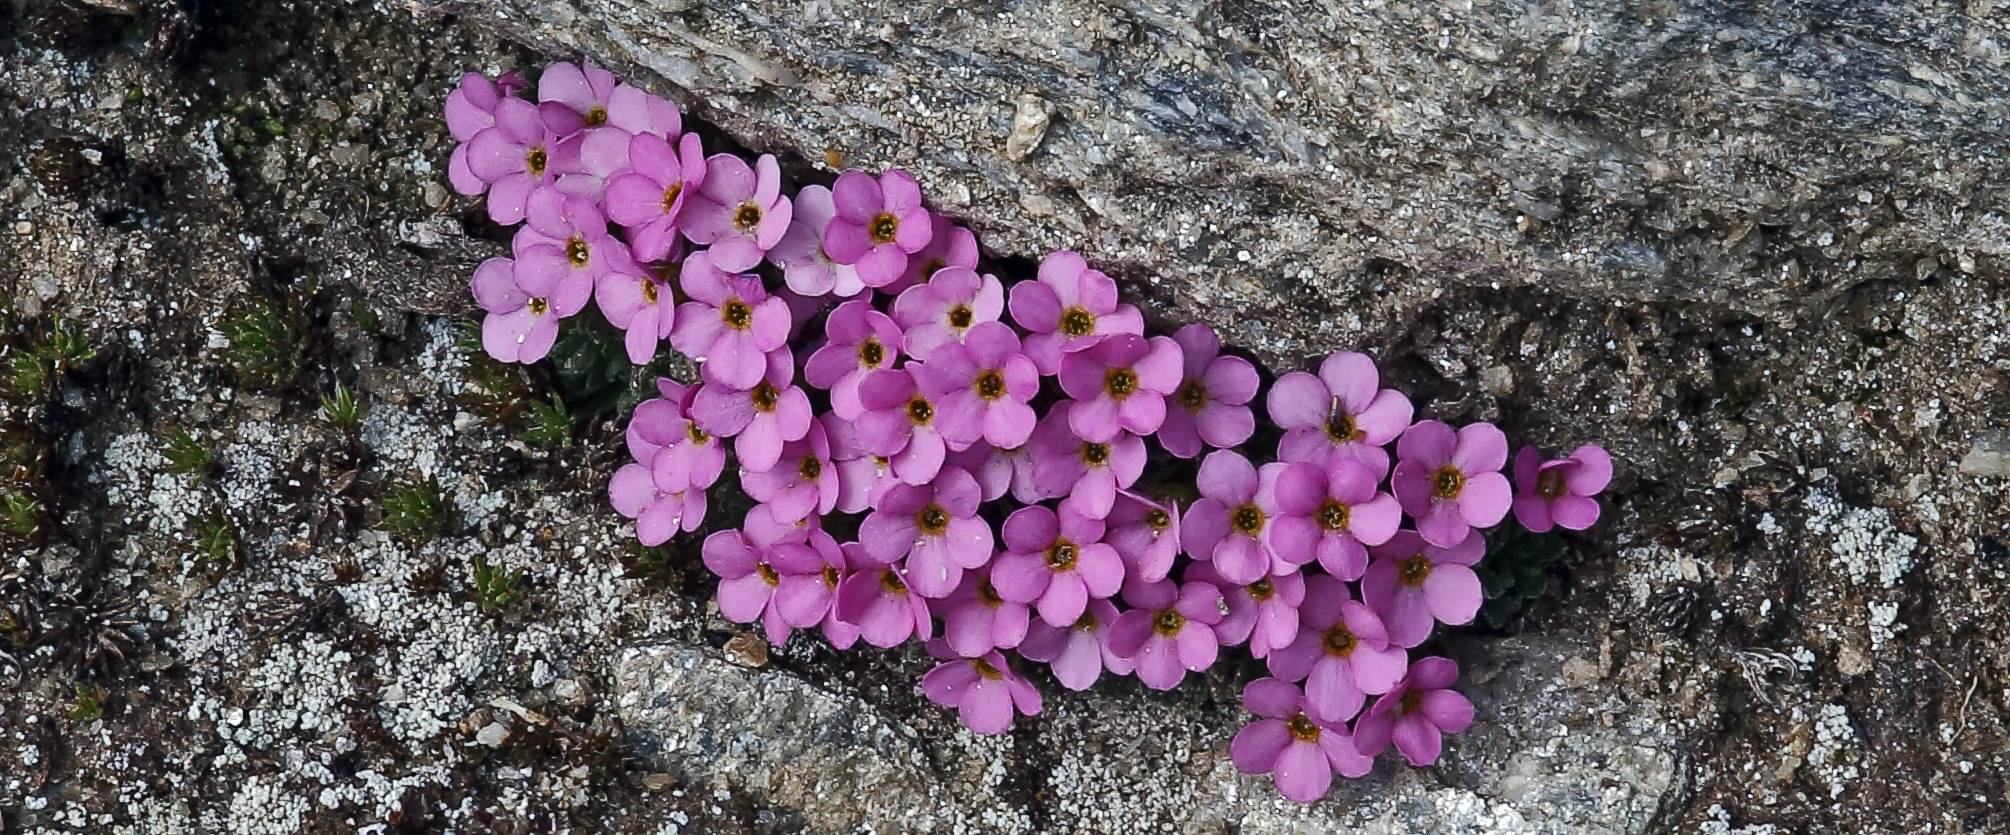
[193,513,238,569]
[49,316,95,368]
[0,492,39,539]
[1474,523,1571,629]
[519,394,574,450]
[221,298,303,389]
[68,682,106,722]
[381,475,446,540]
[162,427,213,477]
[471,553,525,613]
[349,302,380,332]
[322,382,365,430]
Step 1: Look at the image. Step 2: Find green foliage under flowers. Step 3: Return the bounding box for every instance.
[221,295,306,389]
[321,381,365,430]
[472,553,525,612]
[193,513,239,569]
[68,682,106,722]
[0,492,39,539]
[162,427,213,477]
[1475,521,1571,628]
[381,475,446,540]
[519,393,575,450]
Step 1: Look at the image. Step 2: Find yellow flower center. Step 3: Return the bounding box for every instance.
[734,204,763,229]
[1080,442,1109,467]
[976,370,1007,400]
[1325,409,1362,443]
[1432,466,1465,499]
[1045,540,1078,571]
[1178,380,1208,411]
[525,145,547,176]
[973,657,1004,680]
[527,297,549,315]
[1060,307,1096,337]
[641,279,660,305]
[879,567,908,595]
[586,105,608,127]
[660,182,683,213]
[906,396,934,425]
[869,212,899,244]
[1152,608,1185,637]
[821,564,841,589]
[1286,714,1322,742]
[1104,367,1138,399]
[566,236,591,267]
[976,577,1004,606]
[751,381,779,412]
[1073,609,1099,630]
[859,337,885,368]
[1323,624,1357,657]
[721,298,753,330]
[947,304,973,329]
[1248,576,1275,601]
[1318,500,1350,532]
[756,563,780,586]
[1146,507,1171,531]
[687,422,710,444]
[916,504,949,535]
[799,455,823,481]
[1398,555,1432,586]
[1231,503,1265,535]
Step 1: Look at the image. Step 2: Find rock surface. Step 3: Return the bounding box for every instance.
[0,0,2005,832]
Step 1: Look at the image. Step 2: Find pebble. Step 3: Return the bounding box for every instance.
[12,221,30,235]
[723,632,769,668]
[1959,431,2009,477]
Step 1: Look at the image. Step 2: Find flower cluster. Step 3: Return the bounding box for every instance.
[445,63,1610,804]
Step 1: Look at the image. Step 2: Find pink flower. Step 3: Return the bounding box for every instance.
[911,322,1040,451]
[471,256,589,364]
[1511,444,1611,532]
[819,546,864,650]
[603,132,707,263]
[1181,451,1285,585]
[1105,490,1182,582]
[892,267,1004,360]
[1026,403,1147,519]
[740,420,839,524]
[608,463,707,546]
[938,567,1031,657]
[550,126,632,202]
[464,98,582,224]
[1018,599,1133,690]
[857,466,991,597]
[1058,334,1183,442]
[513,189,634,297]
[833,544,933,648]
[1361,530,1484,648]
[1262,460,1403,580]
[954,441,1041,504]
[1188,562,1304,659]
[689,348,812,472]
[1108,578,1225,690]
[921,650,1042,735]
[625,379,725,492]
[669,252,792,390]
[991,504,1125,628]
[537,60,618,127]
[824,415,898,514]
[767,185,864,298]
[804,300,904,420]
[602,84,682,137]
[820,170,932,288]
[1158,324,1259,458]
[445,71,526,195]
[1266,351,1414,478]
[1230,678,1374,803]
[854,369,948,485]
[1352,656,1474,766]
[1007,251,1145,375]
[892,215,979,293]
[704,527,843,645]
[682,153,792,271]
[1392,420,1511,547]
[595,258,677,364]
[1265,576,1407,724]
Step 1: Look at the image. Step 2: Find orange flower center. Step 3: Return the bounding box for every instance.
[721,298,753,330]
[756,563,780,586]
[973,657,1004,680]
[1432,467,1465,499]
[976,370,1007,400]
[869,213,899,244]
[1060,307,1095,337]
[1045,541,1078,571]
[660,182,683,213]
[1231,503,1265,535]
[1323,624,1357,657]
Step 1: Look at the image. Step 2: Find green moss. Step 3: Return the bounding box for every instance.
[0,492,39,539]
[193,513,239,569]
[381,474,446,540]
[67,682,106,722]
[161,427,213,477]
[1473,522,1572,629]
[321,381,365,430]
[221,297,305,389]
[519,393,574,450]
[472,553,525,613]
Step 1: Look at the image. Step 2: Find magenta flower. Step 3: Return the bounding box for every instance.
[595,259,677,364]
[1109,578,1225,690]
[826,415,899,514]
[464,98,582,224]
[607,464,707,546]
[857,466,991,597]
[1058,334,1183,442]
[471,256,589,364]
[513,189,634,297]
[1188,562,1304,659]
[445,71,526,195]
[1266,351,1414,478]
[854,369,948,485]
[768,184,865,298]
[804,300,903,420]
[819,546,864,650]
[954,441,1041,504]
[892,215,979,293]
[1263,460,1403,581]
[1105,490,1182,582]
[1265,576,1407,724]
[1018,599,1133,690]
[1230,678,1375,803]
[550,126,631,202]
[1007,251,1146,375]
[833,544,933,648]
[1026,403,1147,519]
[626,379,725,492]
[1352,656,1474,767]
[669,252,792,390]
[602,84,682,137]
[921,650,1042,735]
[689,348,812,472]
[1512,444,1611,532]
[740,420,839,524]
[911,322,1040,451]
[1392,420,1512,547]
[939,567,1031,657]
[682,153,792,272]
[1158,324,1259,458]
[704,529,838,645]
[1361,529,1484,648]
[537,60,618,126]
[603,132,707,263]
[991,504,1125,628]
[892,267,1005,360]
[820,169,932,288]
[1181,451,1283,585]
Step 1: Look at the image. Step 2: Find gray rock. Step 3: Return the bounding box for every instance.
[1959,431,2010,478]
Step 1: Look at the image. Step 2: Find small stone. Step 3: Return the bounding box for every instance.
[722,632,769,668]
[12,221,31,235]
[475,722,510,747]
[1480,365,1514,396]
[641,773,678,792]
[1004,94,1053,162]
[1958,431,2009,477]
[1560,656,1602,688]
